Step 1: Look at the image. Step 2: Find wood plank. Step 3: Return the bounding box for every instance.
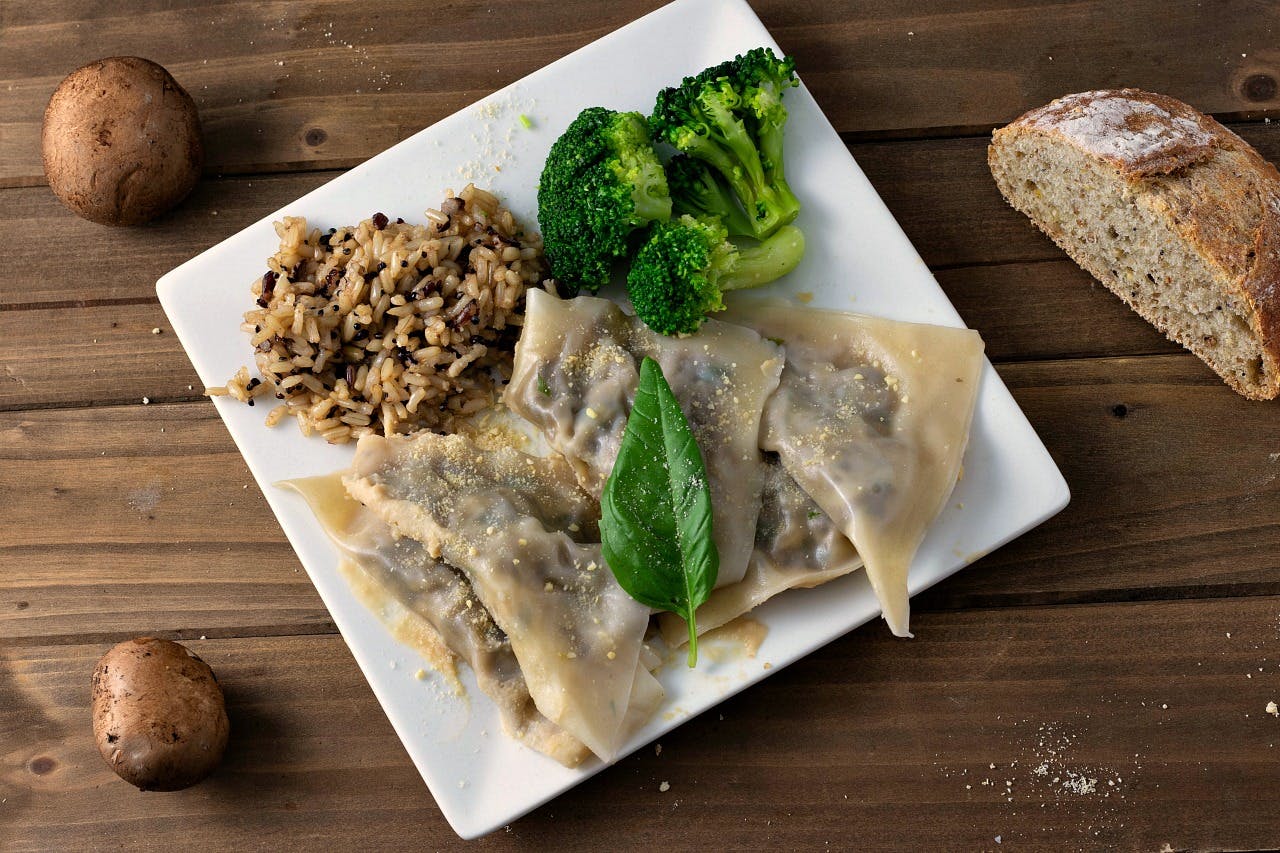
[936,260,1181,362]
[0,171,333,308]
[782,0,1280,136]
[9,120,1280,303]
[0,0,669,186]
[4,1,1279,183]
[0,138,1036,308]
[854,122,1280,270]
[0,302,200,411]
[0,403,327,641]
[2,354,1275,644]
[5,596,1280,850]
[926,353,1280,609]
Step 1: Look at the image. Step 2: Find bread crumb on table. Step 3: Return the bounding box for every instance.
[1267,701,1279,717]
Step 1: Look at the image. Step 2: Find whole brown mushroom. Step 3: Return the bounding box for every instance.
[91,637,229,791]
[42,57,203,226]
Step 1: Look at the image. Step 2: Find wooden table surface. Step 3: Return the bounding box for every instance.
[3,1,1279,850]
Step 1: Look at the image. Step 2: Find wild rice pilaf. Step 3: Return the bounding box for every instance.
[209,185,548,442]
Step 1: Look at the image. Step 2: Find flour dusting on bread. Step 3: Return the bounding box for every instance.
[1018,89,1219,176]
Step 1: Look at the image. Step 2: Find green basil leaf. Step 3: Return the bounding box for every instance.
[601,357,718,667]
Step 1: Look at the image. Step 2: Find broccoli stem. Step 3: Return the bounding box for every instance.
[682,130,799,239]
[720,225,806,291]
[701,97,767,193]
[757,120,800,224]
[632,183,673,223]
[701,101,803,240]
[758,120,787,181]
[757,181,802,236]
[681,134,752,199]
[720,205,757,241]
[670,163,756,238]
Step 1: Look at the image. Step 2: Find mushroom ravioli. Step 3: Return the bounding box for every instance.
[289,292,984,765]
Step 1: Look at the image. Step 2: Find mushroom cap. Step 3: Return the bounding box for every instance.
[42,56,203,226]
[91,637,229,791]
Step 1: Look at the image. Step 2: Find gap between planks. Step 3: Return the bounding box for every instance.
[3,116,1277,192]
[0,258,1065,313]
[1,112,1274,191]
[0,623,337,650]
[7,586,1280,651]
[0,350,1207,417]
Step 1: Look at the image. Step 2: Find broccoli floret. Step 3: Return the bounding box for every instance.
[626,214,805,335]
[665,154,756,238]
[537,107,672,294]
[650,48,800,240]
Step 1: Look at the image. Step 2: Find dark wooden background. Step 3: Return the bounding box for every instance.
[2,1,1279,850]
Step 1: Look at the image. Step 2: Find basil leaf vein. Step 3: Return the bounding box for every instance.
[600,357,718,666]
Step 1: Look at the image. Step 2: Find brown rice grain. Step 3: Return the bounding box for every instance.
[216,186,546,442]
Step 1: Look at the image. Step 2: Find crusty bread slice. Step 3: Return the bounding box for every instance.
[989,89,1280,400]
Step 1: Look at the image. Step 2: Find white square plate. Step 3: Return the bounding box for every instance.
[158,0,1069,838]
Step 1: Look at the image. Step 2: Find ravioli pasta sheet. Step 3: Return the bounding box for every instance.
[722,300,985,638]
[344,432,661,762]
[505,288,784,589]
[281,473,590,767]
[660,460,864,644]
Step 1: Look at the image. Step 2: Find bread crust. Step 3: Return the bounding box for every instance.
[991,89,1280,399]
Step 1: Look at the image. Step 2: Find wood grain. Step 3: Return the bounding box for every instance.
[0,302,199,411]
[0,0,669,186]
[4,0,1278,184]
[0,171,333,308]
[6,596,1280,850]
[0,136,1059,306]
[4,354,1275,645]
[0,402,324,641]
[927,353,1280,609]
[854,121,1280,270]
[936,260,1181,361]
[778,0,1280,136]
